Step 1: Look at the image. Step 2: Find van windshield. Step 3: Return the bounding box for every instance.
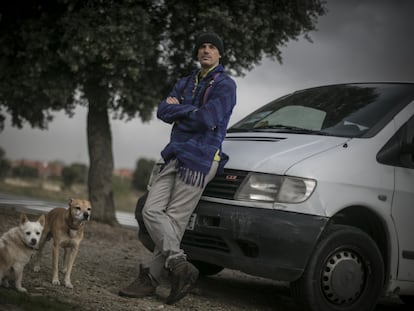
[229,83,414,138]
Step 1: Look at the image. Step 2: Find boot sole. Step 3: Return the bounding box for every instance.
[166,269,199,305]
[118,289,155,298]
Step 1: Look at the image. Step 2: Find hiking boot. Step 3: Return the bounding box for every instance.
[119,265,156,298]
[166,258,199,305]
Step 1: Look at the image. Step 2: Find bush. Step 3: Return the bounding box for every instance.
[132,158,155,191]
[61,163,88,189]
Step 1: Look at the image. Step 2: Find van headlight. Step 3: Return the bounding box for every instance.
[234,173,316,203]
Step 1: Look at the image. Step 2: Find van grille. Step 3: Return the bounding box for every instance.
[202,169,248,200]
[182,232,230,252]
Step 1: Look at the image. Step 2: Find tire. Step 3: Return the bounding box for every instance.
[135,192,156,252]
[400,295,414,305]
[138,223,155,252]
[290,225,384,311]
[190,260,224,276]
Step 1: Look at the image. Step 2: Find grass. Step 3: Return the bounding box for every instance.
[0,177,143,214]
[0,288,78,311]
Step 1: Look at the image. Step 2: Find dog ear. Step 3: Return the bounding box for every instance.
[38,214,46,227]
[20,213,29,225]
[68,198,73,205]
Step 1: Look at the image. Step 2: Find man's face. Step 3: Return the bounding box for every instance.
[197,43,221,68]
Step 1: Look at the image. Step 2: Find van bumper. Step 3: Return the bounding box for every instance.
[182,200,329,282]
[136,194,329,282]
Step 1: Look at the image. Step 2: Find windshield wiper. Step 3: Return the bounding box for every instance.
[228,125,329,135]
[253,124,303,130]
[250,124,330,135]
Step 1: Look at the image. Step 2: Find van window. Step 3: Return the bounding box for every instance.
[254,106,326,131]
[229,83,414,138]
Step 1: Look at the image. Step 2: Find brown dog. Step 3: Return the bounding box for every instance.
[33,198,92,288]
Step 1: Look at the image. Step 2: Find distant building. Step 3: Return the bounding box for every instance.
[10,159,133,180]
[11,159,65,178]
[113,168,133,180]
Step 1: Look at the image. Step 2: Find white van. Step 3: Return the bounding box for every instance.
[136,82,414,311]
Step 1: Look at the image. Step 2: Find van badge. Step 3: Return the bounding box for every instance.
[226,175,238,181]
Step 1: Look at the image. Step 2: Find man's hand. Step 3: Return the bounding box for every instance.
[166,97,180,104]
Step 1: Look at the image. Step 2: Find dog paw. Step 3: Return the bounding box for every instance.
[64,281,74,289]
[52,279,61,286]
[16,287,28,293]
[33,265,41,272]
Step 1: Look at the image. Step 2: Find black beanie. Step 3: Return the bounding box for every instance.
[194,32,224,58]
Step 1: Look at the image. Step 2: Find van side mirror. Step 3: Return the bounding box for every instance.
[377,124,414,167]
[401,142,414,155]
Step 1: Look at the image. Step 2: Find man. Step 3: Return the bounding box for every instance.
[119,32,237,304]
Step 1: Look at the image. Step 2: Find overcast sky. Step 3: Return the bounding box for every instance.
[1,0,414,169]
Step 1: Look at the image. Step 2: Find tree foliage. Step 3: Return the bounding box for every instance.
[0,0,327,224]
[160,0,327,78]
[0,147,11,178]
[12,165,38,178]
[132,157,156,191]
[0,0,166,129]
[61,163,88,189]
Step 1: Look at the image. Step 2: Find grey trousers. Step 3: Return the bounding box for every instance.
[142,159,218,283]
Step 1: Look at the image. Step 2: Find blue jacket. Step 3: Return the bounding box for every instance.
[157,64,237,186]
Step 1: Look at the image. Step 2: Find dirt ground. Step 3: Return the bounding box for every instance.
[0,207,300,311]
[0,207,409,311]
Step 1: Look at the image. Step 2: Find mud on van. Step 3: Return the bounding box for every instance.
[136,82,414,311]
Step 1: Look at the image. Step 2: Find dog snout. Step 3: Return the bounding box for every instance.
[83,212,90,220]
[30,238,38,246]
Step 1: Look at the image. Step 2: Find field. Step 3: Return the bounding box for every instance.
[0,177,142,213]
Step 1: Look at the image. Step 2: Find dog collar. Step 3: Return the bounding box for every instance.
[66,218,84,231]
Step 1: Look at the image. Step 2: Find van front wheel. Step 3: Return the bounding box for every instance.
[400,295,414,305]
[190,260,224,276]
[290,225,384,311]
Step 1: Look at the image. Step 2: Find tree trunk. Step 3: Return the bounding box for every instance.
[85,81,118,226]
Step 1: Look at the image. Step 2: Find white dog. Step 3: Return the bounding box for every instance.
[0,213,45,292]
